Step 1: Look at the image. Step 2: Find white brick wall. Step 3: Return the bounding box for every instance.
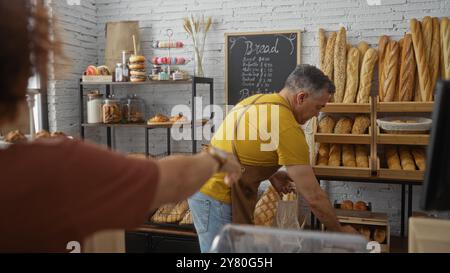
[50,0,450,236]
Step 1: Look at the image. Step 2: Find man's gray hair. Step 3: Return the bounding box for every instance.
[284,64,335,96]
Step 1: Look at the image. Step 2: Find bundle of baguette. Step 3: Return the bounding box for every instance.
[318,17,448,103]
[150,200,189,224]
[318,28,378,103]
[316,143,370,168]
[385,145,426,171]
[318,115,371,135]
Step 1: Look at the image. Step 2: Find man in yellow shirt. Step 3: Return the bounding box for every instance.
[188,65,355,252]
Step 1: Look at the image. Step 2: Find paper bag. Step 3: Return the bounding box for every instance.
[104,21,141,72]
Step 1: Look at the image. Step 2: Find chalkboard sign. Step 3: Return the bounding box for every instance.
[225,30,301,105]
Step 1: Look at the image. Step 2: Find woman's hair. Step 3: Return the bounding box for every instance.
[0,0,51,124]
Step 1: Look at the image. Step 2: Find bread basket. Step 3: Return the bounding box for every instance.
[376,117,432,134]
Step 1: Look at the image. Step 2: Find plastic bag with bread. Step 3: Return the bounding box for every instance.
[254,185,280,226]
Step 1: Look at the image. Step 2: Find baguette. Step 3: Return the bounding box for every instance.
[343,47,360,103]
[411,147,426,171]
[399,34,416,101]
[334,117,354,134]
[382,40,400,102]
[395,38,404,101]
[413,70,422,101]
[386,146,402,170]
[357,41,369,72]
[399,146,416,171]
[410,18,433,101]
[342,144,356,167]
[317,143,330,166]
[355,145,369,168]
[352,115,370,134]
[441,17,450,79]
[323,32,337,81]
[328,144,341,166]
[319,28,327,71]
[357,48,378,103]
[378,35,390,101]
[441,17,447,79]
[422,16,433,65]
[430,17,441,97]
[334,27,347,103]
[318,115,336,133]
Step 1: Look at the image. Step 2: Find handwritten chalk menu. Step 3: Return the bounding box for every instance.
[225,31,301,105]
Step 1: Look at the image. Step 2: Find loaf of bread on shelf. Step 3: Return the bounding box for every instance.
[254,185,280,226]
[441,17,449,79]
[317,143,330,166]
[179,209,193,225]
[318,115,336,133]
[382,40,400,102]
[359,227,371,241]
[166,200,189,223]
[410,18,433,101]
[340,200,354,210]
[399,145,416,171]
[355,145,369,168]
[333,27,347,103]
[354,201,368,211]
[357,41,369,72]
[342,144,356,167]
[334,117,353,134]
[430,17,440,96]
[422,16,433,65]
[386,146,402,170]
[328,144,342,166]
[411,147,426,171]
[399,34,416,101]
[150,203,176,223]
[374,229,387,244]
[351,115,370,134]
[343,47,360,103]
[378,35,390,101]
[319,28,327,71]
[357,48,378,103]
[441,17,450,79]
[323,32,337,82]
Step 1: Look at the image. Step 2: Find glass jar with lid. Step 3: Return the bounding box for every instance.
[123,94,145,123]
[87,90,103,124]
[102,96,122,124]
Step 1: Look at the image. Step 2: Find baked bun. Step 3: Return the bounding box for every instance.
[353,201,368,211]
[340,200,354,210]
[36,130,51,139]
[129,55,146,63]
[129,63,145,70]
[359,227,371,241]
[51,131,66,138]
[148,114,169,123]
[130,76,146,82]
[374,229,386,243]
[170,113,187,123]
[96,65,111,75]
[130,70,146,76]
[5,130,27,144]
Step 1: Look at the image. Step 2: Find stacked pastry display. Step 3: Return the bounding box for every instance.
[129,55,147,82]
[316,115,371,168]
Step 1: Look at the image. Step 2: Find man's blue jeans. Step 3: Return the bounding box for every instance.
[188,192,232,252]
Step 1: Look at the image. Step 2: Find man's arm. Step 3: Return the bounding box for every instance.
[151,152,241,210]
[286,164,342,232]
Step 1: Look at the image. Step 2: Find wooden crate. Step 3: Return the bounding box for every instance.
[322,209,390,253]
[376,97,434,113]
[376,126,430,145]
[376,157,424,182]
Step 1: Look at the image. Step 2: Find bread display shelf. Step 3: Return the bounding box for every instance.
[321,98,372,113]
[376,126,429,145]
[312,151,372,178]
[376,97,434,112]
[322,209,390,253]
[82,119,208,129]
[314,132,371,145]
[376,158,424,182]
